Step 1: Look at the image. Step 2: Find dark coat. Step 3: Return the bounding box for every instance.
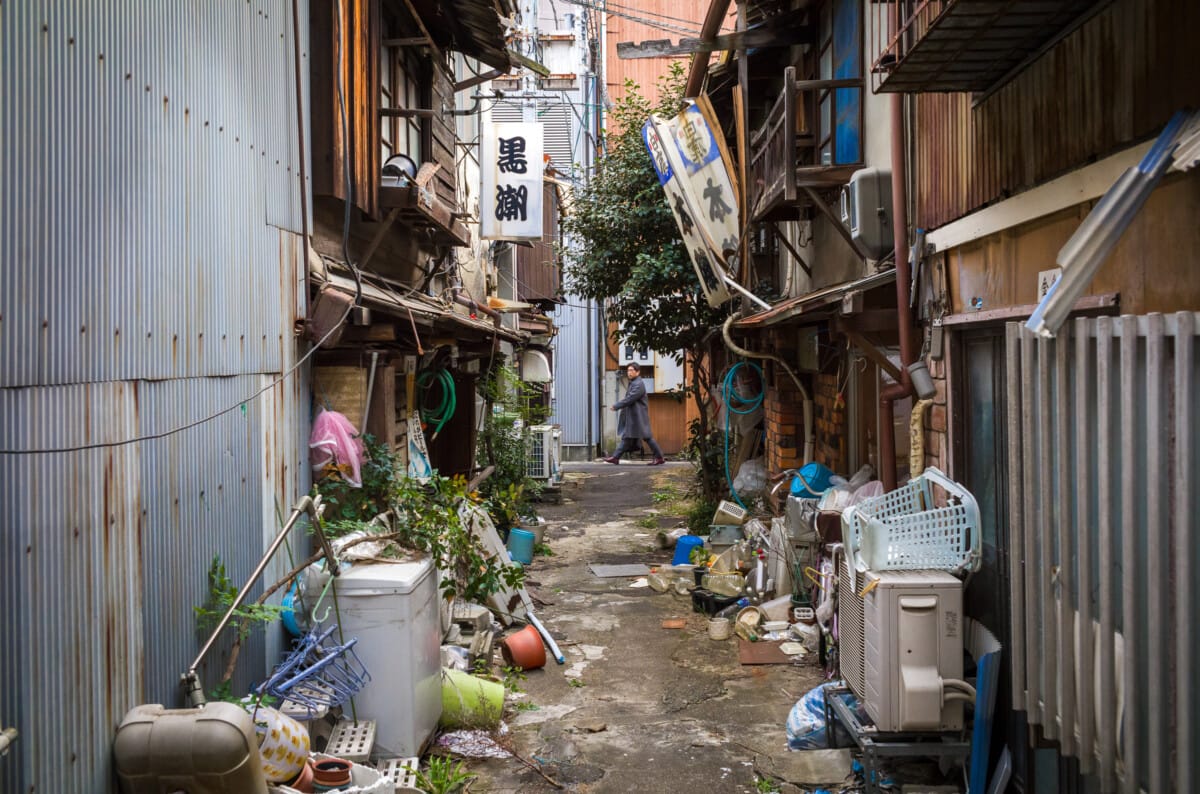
[614,377,654,439]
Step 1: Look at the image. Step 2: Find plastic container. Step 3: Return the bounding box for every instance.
[672,535,705,566]
[707,618,732,640]
[790,462,835,498]
[270,754,390,794]
[248,705,311,782]
[113,702,269,794]
[506,528,536,565]
[332,559,441,758]
[440,669,504,729]
[701,572,744,597]
[759,595,793,622]
[843,466,981,574]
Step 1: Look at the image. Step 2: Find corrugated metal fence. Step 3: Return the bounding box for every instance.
[1,2,312,791]
[1006,313,1199,793]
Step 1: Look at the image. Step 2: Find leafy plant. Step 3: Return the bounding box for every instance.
[533,542,554,557]
[314,434,397,521]
[637,515,660,529]
[514,700,539,712]
[406,756,476,794]
[567,678,585,688]
[686,495,720,536]
[688,545,712,567]
[194,556,284,642]
[501,665,527,694]
[206,680,276,709]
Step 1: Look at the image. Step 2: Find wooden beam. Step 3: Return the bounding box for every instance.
[803,186,867,260]
[768,221,812,278]
[508,50,551,78]
[616,25,813,59]
[382,37,428,47]
[733,84,749,284]
[400,0,445,65]
[454,68,505,92]
[359,207,401,271]
[841,328,903,383]
[684,0,732,97]
[939,292,1120,326]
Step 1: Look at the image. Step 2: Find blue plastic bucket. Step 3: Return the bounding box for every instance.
[507,528,536,565]
[790,462,835,498]
[673,535,705,566]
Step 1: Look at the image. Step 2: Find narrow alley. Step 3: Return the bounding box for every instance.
[473,461,828,793]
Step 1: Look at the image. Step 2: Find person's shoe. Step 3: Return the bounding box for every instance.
[649,457,666,466]
[603,456,620,465]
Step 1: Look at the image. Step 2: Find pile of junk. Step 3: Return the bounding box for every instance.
[111,492,562,794]
[658,461,1007,794]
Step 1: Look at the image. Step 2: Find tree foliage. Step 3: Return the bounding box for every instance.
[561,62,730,499]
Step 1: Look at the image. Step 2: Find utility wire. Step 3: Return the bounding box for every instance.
[560,0,700,36]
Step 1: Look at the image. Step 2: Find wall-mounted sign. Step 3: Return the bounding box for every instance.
[481,122,544,240]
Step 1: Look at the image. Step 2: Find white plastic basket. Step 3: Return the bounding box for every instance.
[842,467,980,575]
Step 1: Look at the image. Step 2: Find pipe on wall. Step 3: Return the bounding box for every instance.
[879,92,918,491]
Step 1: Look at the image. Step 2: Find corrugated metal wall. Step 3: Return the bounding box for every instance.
[1006,313,1200,793]
[914,0,1200,230]
[0,2,311,791]
[549,300,599,450]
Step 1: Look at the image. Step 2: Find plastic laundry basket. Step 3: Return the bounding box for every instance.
[842,466,980,574]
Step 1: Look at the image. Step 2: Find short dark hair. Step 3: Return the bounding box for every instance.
[626,362,641,373]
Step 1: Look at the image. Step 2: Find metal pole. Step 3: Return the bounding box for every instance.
[721,273,770,311]
[184,495,339,704]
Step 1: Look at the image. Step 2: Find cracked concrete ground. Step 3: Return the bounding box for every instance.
[464,461,835,793]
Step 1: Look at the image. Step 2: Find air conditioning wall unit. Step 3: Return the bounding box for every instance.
[527,424,561,484]
[840,561,965,732]
[840,167,892,260]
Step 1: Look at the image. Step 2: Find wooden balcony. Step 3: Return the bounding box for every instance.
[749,68,864,222]
[869,0,1104,94]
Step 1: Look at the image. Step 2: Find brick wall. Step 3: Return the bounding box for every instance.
[922,357,949,473]
[759,327,849,476]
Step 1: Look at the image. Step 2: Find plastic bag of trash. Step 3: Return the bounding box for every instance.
[732,457,767,498]
[309,410,365,487]
[787,682,835,750]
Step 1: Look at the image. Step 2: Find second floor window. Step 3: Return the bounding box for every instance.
[382,45,428,165]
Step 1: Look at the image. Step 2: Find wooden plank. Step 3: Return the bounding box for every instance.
[616,24,813,59]
[733,84,749,283]
[841,329,903,384]
[939,292,1119,326]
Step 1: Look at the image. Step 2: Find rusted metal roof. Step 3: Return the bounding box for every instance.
[317,269,527,344]
[407,0,516,71]
[733,269,896,328]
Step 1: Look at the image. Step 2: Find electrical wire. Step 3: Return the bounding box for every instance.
[1,0,364,457]
[560,0,701,36]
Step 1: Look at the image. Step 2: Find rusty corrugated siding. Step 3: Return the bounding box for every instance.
[914,0,1200,230]
[0,2,311,791]
[604,0,731,109]
[515,182,561,303]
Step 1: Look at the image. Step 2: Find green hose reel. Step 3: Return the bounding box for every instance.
[416,368,457,441]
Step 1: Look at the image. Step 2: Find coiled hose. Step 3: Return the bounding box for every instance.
[416,368,456,441]
[723,361,765,509]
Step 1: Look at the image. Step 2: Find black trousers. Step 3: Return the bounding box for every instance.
[612,435,663,459]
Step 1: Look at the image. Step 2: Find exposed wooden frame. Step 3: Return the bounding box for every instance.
[768,221,812,278]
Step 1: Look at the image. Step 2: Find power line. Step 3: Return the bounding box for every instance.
[560,0,700,37]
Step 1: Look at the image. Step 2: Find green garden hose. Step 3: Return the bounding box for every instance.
[416,368,457,440]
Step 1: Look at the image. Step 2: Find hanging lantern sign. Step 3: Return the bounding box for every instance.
[481,122,544,240]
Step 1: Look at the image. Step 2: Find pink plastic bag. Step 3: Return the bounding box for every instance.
[308,410,365,488]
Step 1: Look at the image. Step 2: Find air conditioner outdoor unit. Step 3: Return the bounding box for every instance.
[526,424,561,484]
[839,561,965,732]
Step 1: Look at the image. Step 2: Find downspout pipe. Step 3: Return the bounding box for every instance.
[879,92,918,491]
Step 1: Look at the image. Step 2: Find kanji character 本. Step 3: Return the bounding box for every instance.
[495,184,528,222]
[703,178,732,222]
[497,136,528,173]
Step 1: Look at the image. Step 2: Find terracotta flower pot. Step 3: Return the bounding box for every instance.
[499,624,547,670]
[311,757,353,791]
[287,759,315,793]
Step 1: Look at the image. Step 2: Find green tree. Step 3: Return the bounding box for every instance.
[561,62,729,498]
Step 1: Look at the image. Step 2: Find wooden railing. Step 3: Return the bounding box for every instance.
[749,67,865,220]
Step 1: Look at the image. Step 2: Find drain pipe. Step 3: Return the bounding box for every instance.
[879,93,918,491]
[722,315,814,464]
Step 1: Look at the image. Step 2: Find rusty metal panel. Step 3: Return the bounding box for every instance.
[604,0,729,109]
[515,182,561,303]
[0,0,308,389]
[0,370,310,794]
[914,0,1200,230]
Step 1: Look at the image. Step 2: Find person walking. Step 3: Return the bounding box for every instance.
[604,363,666,465]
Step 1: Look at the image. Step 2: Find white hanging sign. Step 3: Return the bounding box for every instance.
[481,122,544,241]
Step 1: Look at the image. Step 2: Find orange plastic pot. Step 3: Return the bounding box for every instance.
[499,624,547,670]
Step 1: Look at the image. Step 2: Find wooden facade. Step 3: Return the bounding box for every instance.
[515,181,563,306]
[914,0,1200,231]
